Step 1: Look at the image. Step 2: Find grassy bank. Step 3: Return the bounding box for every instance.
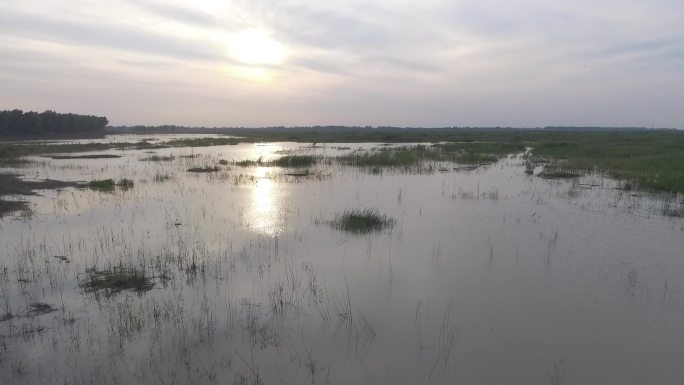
[526,131,684,192]
[2,129,683,193]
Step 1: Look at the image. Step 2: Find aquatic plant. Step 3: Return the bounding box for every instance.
[329,209,394,234]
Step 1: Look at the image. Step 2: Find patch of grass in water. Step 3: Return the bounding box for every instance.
[270,155,318,167]
[49,154,121,159]
[139,155,175,162]
[153,173,172,182]
[87,178,134,192]
[234,158,263,167]
[117,178,134,190]
[87,179,115,191]
[164,137,239,147]
[235,155,319,168]
[528,132,684,192]
[337,144,521,169]
[337,148,423,167]
[538,169,582,179]
[187,166,220,173]
[329,209,395,234]
[79,266,155,295]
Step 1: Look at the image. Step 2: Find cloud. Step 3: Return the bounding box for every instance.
[0,6,222,61]
[0,0,683,127]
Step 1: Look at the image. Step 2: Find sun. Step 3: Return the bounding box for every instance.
[228,29,287,66]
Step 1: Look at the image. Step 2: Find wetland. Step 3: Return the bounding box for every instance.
[1,131,683,384]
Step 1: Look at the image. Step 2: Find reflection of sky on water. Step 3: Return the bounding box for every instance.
[245,143,285,236]
[248,167,282,236]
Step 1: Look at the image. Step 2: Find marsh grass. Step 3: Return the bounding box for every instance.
[79,266,155,295]
[187,166,220,173]
[270,155,318,167]
[86,178,134,192]
[152,173,172,182]
[117,178,135,190]
[235,155,320,168]
[529,132,684,192]
[329,209,395,234]
[538,169,582,179]
[86,179,115,191]
[337,143,522,169]
[139,155,175,162]
[49,154,121,159]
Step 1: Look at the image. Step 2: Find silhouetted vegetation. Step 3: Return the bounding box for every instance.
[0,109,108,139]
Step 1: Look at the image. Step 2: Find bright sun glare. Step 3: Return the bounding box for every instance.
[228,29,287,66]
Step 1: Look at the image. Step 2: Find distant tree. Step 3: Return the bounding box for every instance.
[0,110,108,138]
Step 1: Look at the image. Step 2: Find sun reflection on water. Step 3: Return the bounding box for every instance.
[247,165,284,236]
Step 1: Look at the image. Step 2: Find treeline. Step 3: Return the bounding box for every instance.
[0,110,108,139]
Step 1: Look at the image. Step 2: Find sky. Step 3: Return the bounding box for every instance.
[0,0,683,128]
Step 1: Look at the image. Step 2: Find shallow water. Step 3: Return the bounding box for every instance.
[1,139,683,384]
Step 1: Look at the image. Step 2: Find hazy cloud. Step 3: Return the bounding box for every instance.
[0,0,682,127]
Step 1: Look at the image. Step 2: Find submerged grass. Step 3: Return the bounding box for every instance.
[329,209,395,234]
[270,155,318,167]
[235,155,320,168]
[140,155,175,162]
[79,266,155,295]
[49,154,122,159]
[187,166,220,173]
[87,178,134,192]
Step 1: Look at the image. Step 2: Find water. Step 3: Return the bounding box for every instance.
[1,138,683,384]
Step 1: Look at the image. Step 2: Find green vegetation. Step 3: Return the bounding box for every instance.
[86,179,115,191]
[164,137,240,147]
[49,154,121,159]
[234,157,263,167]
[270,155,318,167]
[3,128,683,192]
[117,178,135,190]
[538,170,582,179]
[0,137,238,163]
[187,166,220,173]
[235,155,320,168]
[527,131,684,192]
[329,209,395,234]
[79,266,154,295]
[87,178,134,192]
[139,155,175,162]
[337,143,522,168]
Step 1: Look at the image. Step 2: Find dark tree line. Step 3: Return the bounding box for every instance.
[0,110,108,139]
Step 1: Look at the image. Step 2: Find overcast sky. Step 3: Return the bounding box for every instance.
[1,0,682,127]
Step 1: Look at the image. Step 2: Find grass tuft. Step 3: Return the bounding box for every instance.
[270,155,318,167]
[329,209,394,234]
[139,155,175,162]
[86,178,134,191]
[187,166,220,173]
[79,266,155,295]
